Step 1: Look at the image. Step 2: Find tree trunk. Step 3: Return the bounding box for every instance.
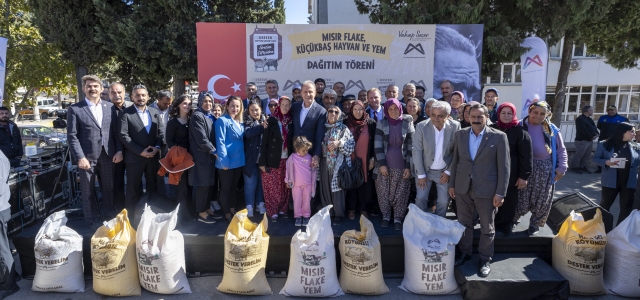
[550,33,574,126]
[173,76,186,98]
[12,87,35,118]
[75,64,88,102]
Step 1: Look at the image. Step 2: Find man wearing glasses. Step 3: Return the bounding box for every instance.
[596,105,629,173]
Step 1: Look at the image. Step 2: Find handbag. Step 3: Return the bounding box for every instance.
[338,155,364,190]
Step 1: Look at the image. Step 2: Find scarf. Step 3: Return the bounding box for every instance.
[323,121,342,171]
[450,91,465,116]
[383,98,403,126]
[496,102,519,130]
[272,97,292,150]
[345,100,369,141]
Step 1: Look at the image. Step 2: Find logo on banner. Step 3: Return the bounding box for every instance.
[283,79,302,91]
[404,43,425,55]
[250,26,282,73]
[345,80,366,92]
[207,74,241,100]
[523,55,544,69]
[0,56,4,69]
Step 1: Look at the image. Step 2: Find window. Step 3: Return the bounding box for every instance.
[487,63,522,85]
[573,42,598,58]
[593,86,640,121]
[549,43,561,58]
[561,86,595,121]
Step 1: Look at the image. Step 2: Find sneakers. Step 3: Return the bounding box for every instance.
[394,222,402,231]
[257,202,266,215]
[381,219,390,227]
[295,218,302,226]
[279,212,289,219]
[198,215,216,224]
[302,217,309,226]
[246,205,254,217]
[528,224,540,236]
[271,214,278,222]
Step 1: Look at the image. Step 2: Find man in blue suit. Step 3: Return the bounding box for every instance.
[67,75,123,227]
[243,82,258,109]
[290,80,327,169]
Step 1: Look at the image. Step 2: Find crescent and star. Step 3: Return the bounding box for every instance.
[207,74,241,99]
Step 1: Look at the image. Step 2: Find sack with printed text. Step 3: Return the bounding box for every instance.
[399,204,464,295]
[217,209,271,295]
[136,204,191,294]
[280,205,344,297]
[604,209,640,297]
[91,209,141,296]
[339,214,389,295]
[552,209,606,295]
[32,211,85,293]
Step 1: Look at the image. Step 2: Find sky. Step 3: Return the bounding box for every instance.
[285,0,310,24]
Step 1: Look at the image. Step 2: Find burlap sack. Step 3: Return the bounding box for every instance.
[217,209,271,295]
[552,209,606,295]
[280,205,344,297]
[604,209,640,297]
[32,211,84,293]
[338,215,389,295]
[91,209,141,296]
[136,204,191,294]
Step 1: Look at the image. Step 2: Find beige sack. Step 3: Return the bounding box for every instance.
[552,209,606,295]
[339,215,389,295]
[91,209,141,296]
[217,209,271,295]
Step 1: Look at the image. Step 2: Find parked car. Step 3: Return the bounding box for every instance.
[17,107,54,120]
[55,108,68,119]
[19,125,67,148]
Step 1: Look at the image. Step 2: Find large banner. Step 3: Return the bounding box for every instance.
[0,37,7,103]
[520,37,548,117]
[197,23,483,101]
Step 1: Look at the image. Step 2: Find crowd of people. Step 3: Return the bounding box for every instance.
[1,74,639,279]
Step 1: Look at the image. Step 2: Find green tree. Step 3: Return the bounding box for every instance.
[29,0,108,101]
[0,0,75,108]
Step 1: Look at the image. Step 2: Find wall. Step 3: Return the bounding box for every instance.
[546,58,640,86]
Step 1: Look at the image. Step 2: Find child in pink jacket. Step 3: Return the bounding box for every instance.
[285,136,316,227]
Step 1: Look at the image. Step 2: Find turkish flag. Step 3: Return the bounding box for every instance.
[197,23,247,101]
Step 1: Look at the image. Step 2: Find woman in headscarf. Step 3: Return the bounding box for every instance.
[374,99,415,230]
[242,101,267,217]
[459,103,471,128]
[449,91,464,121]
[319,105,355,225]
[490,102,532,237]
[259,96,293,222]
[514,101,567,236]
[593,122,639,224]
[344,100,377,219]
[188,92,220,223]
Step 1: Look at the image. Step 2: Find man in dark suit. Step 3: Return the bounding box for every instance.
[0,107,23,168]
[119,84,165,213]
[291,80,327,169]
[261,79,280,116]
[448,103,509,277]
[67,75,123,227]
[365,88,384,122]
[109,82,131,211]
[243,82,258,109]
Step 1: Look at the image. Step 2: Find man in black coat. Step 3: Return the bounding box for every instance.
[571,105,599,174]
[290,80,327,169]
[119,84,165,213]
[0,107,22,168]
[109,82,132,211]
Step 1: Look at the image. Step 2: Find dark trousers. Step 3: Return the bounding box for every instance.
[346,179,373,213]
[78,149,114,222]
[601,186,635,225]
[113,160,126,212]
[125,159,159,214]
[0,208,17,291]
[495,184,518,233]
[217,168,242,214]
[193,185,212,214]
[455,184,496,262]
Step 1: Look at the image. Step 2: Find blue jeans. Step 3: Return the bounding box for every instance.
[244,164,264,207]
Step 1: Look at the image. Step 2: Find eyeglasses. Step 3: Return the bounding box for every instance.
[328,110,339,114]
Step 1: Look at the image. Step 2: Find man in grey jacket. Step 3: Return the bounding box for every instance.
[0,151,19,298]
[413,101,460,217]
[448,103,509,277]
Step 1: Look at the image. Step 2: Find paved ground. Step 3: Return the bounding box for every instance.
[8,166,633,299]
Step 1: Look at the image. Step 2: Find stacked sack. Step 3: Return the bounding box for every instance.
[217,209,271,295]
[604,209,640,297]
[399,204,465,295]
[136,204,191,294]
[339,215,389,295]
[552,209,607,295]
[32,211,84,293]
[280,206,344,297]
[91,209,141,297]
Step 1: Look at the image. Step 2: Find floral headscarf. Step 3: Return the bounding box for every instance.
[527,101,554,154]
[450,91,465,115]
[383,98,403,126]
[272,96,292,150]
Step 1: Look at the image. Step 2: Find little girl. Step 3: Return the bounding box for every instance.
[285,136,316,227]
